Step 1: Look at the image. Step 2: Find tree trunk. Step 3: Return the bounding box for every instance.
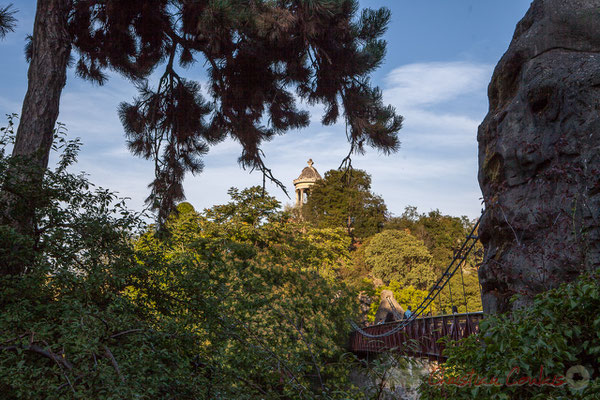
[12,0,71,167]
[1,0,71,276]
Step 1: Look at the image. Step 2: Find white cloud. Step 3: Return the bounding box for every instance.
[383,62,492,109]
[363,61,493,217]
[399,110,480,149]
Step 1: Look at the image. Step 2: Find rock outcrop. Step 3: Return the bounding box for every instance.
[373,290,404,323]
[478,0,600,313]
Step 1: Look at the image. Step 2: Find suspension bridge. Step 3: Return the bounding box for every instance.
[349,211,485,360]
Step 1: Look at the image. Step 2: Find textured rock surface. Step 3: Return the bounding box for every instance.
[478,0,600,313]
[373,290,405,323]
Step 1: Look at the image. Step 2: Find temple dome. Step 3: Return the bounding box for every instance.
[293,159,322,207]
[295,159,322,181]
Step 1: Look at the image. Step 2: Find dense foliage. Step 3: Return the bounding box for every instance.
[0,122,198,398]
[386,207,476,275]
[2,119,596,399]
[303,169,387,240]
[374,207,483,315]
[0,123,365,399]
[363,229,435,289]
[434,266,482,314]
[133,193,360,398]
[0,115,489,398]
[419,273,600,399]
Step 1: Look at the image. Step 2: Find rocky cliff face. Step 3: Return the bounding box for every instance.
[373,290,405,323]
[478,0,600,313]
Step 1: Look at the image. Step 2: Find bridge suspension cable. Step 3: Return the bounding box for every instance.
[459,253,469,313]
[350,210,485,339]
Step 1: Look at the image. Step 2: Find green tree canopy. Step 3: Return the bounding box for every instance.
[175,201,195,215]
[382,207,483,313]
[0,126,362,398]
[198,186,352,282]
[364,229,435,289]
[132,185,359,397]
[205,187,281,228]
[386,207,476,274]
[303,169,387,240]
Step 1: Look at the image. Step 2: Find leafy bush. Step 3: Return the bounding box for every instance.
[0,120,362,399]
[419,273,600,399]
[132,187,360,398]
[385,207,479,276]
[365,229,435,289]
[0,119,207,398]
[303,169,387,240]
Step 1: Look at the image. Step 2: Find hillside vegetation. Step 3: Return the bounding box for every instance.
[0,121,481,398]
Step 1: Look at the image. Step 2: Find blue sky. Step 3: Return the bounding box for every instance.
[0,1,532,219]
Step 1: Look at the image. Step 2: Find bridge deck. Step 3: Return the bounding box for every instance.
[349,312,483,360]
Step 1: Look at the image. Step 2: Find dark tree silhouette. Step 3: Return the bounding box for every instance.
[0,3,16,39]
[10,0,403,229]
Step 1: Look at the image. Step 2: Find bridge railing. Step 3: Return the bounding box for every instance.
[349,312,484,360]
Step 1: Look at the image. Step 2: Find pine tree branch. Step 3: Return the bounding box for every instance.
[0,3,17,39]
